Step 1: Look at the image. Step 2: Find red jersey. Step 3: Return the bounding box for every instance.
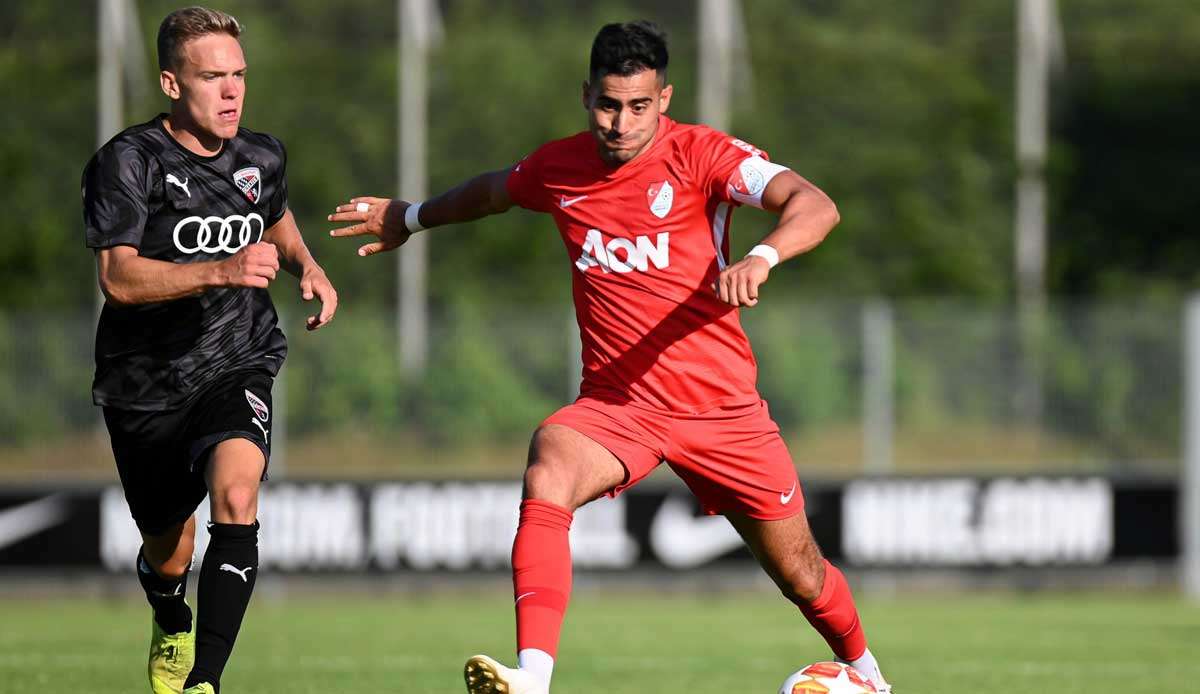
[507,116,773,414]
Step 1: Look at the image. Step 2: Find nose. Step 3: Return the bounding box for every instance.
[609,108,625,135]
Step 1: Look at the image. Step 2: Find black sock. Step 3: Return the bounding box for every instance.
[136,547,192,635]
[184,521,259,692]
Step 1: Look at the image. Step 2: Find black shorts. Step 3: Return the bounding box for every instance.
[103,369,274,535]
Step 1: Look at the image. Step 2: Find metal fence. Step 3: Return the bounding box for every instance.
[0,297,1183,481]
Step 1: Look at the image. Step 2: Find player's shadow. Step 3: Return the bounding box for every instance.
[582,273,739,406]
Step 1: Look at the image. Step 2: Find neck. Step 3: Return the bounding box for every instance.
[163,111,224,156]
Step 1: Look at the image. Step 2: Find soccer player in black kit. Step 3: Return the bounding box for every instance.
[81,8,337,694]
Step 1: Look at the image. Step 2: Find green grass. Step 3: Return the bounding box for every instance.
[2,589,1198,692]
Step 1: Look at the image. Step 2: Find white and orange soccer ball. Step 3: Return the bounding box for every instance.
[778,661,877,694]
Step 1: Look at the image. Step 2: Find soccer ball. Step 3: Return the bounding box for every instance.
[778,661,877,693]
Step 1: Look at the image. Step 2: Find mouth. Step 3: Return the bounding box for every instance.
[218,108,239,123]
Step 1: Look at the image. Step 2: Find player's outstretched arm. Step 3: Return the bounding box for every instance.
[328,168,514,257]
[96,243,280,306]
[262,209,338,331]
[714,171,839,307]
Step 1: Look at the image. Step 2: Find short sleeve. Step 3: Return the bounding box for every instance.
[266,137,289,226]
[505,145,552,213]
[82,143,150,249]
[689,129,787,208]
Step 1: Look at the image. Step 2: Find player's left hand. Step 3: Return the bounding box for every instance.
[299,266,338,331]
[328,197,412,256]
[714,255,771,307]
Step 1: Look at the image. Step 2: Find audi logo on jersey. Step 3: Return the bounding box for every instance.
[172,213,265,255]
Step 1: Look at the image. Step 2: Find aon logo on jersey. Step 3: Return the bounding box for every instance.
[575,229,670,274]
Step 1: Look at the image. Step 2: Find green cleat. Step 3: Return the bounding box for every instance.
[181,685,215,694]
[148,613,194,694]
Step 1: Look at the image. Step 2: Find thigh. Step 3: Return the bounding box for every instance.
[667,400,802,520]
[184,369,274,478]
[539,398,668,503]
[104,407,208,536]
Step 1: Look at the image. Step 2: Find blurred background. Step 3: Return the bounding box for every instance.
[2,1,1200,690]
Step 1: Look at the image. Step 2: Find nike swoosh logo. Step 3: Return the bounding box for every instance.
[515,591,536,605]
[781,482,797,505]
[648,496,743,569]
[560,195,588,208]
[0,495,69,550]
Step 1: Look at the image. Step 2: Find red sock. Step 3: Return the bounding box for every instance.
[797,560,867,661]
[512,499,574,658]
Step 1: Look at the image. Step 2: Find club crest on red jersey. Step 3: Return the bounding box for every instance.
[233,166,262,203]
[647,180,674,219]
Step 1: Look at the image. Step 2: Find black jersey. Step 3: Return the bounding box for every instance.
[82,115,288,410]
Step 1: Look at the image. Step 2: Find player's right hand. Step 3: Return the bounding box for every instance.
[219,242,279,288]
[327,197,412,256]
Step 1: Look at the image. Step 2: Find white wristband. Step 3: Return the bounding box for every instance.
[746,244,780,268]
[404,202,426,232]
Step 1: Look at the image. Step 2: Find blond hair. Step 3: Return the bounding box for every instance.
[157,7,242,71]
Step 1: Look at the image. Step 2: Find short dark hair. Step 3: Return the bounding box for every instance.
[157,6,242,71]
[589,21,669,84]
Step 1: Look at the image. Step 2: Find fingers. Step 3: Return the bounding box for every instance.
[713,267,762,307]
[329,223,368,238]
[738,275,758,307]
[242,242,279,270]
[248,264,277,281]
[358,241,386,257]
[309,293,337,331]
[328,197,389,222]
[349,196,388,206]
[307,282,338,330]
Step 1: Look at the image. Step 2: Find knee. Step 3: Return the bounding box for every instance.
[523,460,576,509]
[777,554,826,605]
[156,552,193,580]
[210,483,259,525]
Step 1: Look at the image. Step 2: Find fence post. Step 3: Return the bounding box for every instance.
[862,300,894,475]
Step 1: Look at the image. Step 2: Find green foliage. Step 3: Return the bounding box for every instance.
[2,1,1198,470]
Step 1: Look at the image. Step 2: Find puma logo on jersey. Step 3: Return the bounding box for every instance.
[575,229,670,274]
[166,173,190,198]
[219,563,254,582]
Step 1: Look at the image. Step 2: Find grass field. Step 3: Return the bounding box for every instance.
[2,589,1198,693]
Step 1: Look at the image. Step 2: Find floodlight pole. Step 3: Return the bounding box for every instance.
[397,0,440,374]
[1184,297,1200,602]
[1014,0,1061,424]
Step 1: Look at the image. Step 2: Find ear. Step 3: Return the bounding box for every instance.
[160,70,181,100]
[658,84,673,114]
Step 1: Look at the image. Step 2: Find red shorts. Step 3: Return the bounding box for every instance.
[542,397,803,520]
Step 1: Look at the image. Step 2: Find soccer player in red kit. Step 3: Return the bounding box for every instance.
[330,21,891,694]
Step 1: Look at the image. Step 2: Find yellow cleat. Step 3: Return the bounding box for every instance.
[148,614,194,694]
[463,654,547,694]
[181,684,215,694]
